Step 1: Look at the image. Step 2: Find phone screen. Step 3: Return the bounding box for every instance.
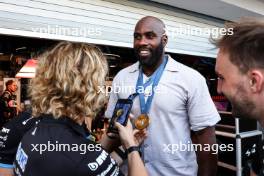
[114,101,132,125]
[108,99,133,133]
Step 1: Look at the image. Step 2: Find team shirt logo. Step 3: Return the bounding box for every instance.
[16,143,28,172]
[87,150,108,171]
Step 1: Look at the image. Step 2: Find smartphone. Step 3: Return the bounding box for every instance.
[108,99,133,133]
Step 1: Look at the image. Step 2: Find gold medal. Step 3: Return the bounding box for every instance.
[134,114,150,130]
[116,109,123,117]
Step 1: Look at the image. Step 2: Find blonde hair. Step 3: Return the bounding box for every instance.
[29,42,108,122]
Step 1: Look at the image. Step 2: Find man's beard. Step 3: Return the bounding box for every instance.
[135,42,163,68]
[227,84,256,120]
[231,97,256,119]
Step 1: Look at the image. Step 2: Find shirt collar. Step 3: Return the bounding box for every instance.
[128,54,179,73]
[40,114,90,138]
[165,55,179,72]
[128,61,139,73]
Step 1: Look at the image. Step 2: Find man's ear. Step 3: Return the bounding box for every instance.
[162,35,168,48]
[249,70,264,93]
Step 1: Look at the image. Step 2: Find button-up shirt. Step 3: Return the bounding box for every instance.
[105,55,220,176]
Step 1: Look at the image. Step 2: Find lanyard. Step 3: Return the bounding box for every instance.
[127,93,139,101]
[136,56,168,114]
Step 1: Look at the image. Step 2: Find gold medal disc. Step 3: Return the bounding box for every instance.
[134,114,150,130]
[116,109,123,117]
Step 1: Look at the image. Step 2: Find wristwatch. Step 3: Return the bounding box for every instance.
[126,146,141,155]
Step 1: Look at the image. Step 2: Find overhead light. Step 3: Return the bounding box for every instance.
[15,46,27,51]
[16,72,35,78]
[104,53,120,68]
[15,59,37,78]
[104,53,120,58]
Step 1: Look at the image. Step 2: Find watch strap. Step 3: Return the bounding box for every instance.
[126,146,140,155]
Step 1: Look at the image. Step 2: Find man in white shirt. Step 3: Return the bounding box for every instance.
[106,16,220,176]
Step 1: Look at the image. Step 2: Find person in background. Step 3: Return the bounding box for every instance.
[105,16,220,176]
[14,42,148,176]
[214,19,264,176]
[0,110,37,176]
[0,80,20,126]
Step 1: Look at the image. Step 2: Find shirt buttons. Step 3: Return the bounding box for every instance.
[143,144,149,148]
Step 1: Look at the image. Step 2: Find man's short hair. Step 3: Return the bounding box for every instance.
[214,19,264,73]
[5,80,14,88]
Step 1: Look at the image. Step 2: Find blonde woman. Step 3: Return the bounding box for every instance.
[13,42,148,176]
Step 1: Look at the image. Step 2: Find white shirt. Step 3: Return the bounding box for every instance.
[105,55,220,176]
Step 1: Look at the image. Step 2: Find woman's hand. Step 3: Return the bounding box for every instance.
[115,118,147,149]
[133,129,147,146]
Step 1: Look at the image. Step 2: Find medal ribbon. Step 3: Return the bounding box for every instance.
[127,93,139,101]
[136,56,168,114]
